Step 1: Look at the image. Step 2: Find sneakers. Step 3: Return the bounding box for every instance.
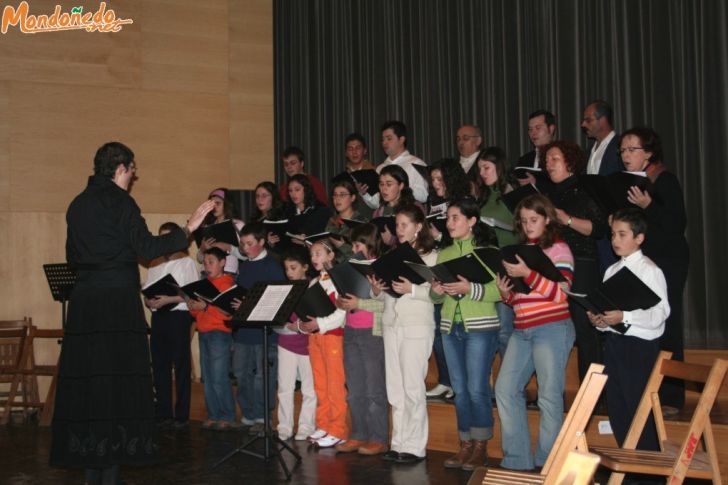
[315,435,344,448]
[358,442,388,456]
[248,422,265,436]
[336,439,366,453]
[307,429,328,442]
[425,383,453,398]
[240,417,255,426]
[294,431,311,441]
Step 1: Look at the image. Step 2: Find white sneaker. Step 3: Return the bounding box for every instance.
[444,389,455,399]
[426,384,452,397]
[241,417,255,426]
[315,435,343,448]
[278,433,291,441]
[307,429,327,441]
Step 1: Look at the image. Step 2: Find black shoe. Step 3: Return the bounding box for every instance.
[382,450,400,461]
[395,453,425,464]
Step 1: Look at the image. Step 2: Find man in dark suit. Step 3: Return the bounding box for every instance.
[514,109,557,186]
[581,100,624,175]
[455,124,483,181]
[582,100,624,274]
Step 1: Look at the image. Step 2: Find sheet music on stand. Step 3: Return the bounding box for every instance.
[43,263,77,329]
[230,280,308,328]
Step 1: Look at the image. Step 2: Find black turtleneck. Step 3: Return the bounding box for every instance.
[542,175,608,260]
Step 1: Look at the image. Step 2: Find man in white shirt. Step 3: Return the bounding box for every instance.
[581,100,623,175]
[361,120,428,209]
[455,124,483,180]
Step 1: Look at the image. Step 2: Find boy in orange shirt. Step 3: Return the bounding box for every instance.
[188,247,237,430]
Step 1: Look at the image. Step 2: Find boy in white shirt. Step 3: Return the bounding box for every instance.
[588,208,670,451]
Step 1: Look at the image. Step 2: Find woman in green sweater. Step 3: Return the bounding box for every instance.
[431,197,501,471]
[477,146,517,357]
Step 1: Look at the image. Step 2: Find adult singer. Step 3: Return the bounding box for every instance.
[50,142,214,485]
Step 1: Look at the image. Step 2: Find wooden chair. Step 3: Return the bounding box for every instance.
[590,350,727,485]
[1,324,64,426]
[0,318,38,423]
[467,363,608,485]
[553,451,601,485]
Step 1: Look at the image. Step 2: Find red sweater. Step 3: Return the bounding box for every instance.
[190,274,235,333]
[504,241,574,329]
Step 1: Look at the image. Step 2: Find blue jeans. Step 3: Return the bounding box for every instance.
[442,324,498,441]
[199,331,235,422]
[432,304,451,387]
[495,319,575,470]
[496,302,515,358]
[232,341,278,421]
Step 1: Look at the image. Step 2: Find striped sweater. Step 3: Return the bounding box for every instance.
[503,240,574,329]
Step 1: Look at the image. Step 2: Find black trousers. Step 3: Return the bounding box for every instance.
[656,260,688,409]
[603,333,660,449]
[150,310,192,422]
[568,257,604,381]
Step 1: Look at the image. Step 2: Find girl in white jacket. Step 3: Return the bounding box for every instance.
[370,204,437,463]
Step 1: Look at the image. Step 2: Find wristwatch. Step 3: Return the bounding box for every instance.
[566,216,573,226]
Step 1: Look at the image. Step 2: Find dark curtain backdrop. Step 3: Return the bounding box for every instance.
[273,0,728,348]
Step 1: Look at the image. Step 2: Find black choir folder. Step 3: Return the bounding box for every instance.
[502,183,539,213]
[201,286,248,316]
[349,243,426,298]
[328,255,372,299]
[566,266,661,334]
[331,169,380,195]
[578,171,651,215]
[141,273,179,312]
[193,219,240,247]
[343,216,396,235]
[295,283,337,319]
[173,278,220,302]
[474,245,568,294]
[262,219,289,238]
[404,253,494,284]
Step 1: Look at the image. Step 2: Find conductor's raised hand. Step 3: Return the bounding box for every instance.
[186,199,216,233]
[503,254,531,278]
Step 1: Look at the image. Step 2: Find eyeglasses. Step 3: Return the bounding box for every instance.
[618,147,645,154]
[456,134,480,142]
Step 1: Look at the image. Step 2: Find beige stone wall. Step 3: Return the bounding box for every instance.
[0,0,273,397]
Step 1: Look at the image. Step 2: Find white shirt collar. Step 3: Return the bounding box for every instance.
[250,249,268,261]
[459,151,479,173]
[619,249,643,265]
[385,149,411,165]
[587,130,616,175]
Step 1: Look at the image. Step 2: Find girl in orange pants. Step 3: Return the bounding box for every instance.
[298,240,348,448]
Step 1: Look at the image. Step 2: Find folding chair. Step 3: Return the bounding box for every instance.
[590,351,726,485]
[0,318,36,423]
[2,324,64,425]
[467,363,608,485]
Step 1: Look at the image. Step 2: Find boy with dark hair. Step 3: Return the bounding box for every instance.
[279,145,328,205]
[231,222,287,434]
[189,246,237,430]
[588,207,669,450]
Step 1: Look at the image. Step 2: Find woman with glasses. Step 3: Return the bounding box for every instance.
[618,126,689,414]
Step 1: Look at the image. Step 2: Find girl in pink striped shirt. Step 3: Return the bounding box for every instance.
[494,194,576,471]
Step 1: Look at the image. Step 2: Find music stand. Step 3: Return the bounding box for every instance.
[43,263,77,330]
[212,280,308,480]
